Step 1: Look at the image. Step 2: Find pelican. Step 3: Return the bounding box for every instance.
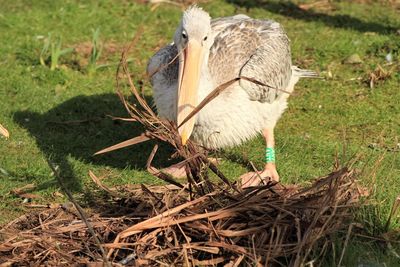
[147,6,316,187]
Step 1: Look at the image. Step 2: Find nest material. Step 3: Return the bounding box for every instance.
[1,168,361,266]
[1,34,364,266]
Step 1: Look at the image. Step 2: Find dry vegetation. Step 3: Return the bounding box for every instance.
[0,167,362,266]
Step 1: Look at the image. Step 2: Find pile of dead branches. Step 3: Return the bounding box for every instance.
[1,167,361,266]
[0,34,365,266]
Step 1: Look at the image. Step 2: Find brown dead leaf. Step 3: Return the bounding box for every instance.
[10,183,41,200]
[356,185,370,198]
[0,123,9,139]
[299,0,334,12]
[52,191,64,198]
[367,64,392,89]
[10,183,36,196]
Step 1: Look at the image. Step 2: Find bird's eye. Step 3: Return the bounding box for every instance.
[182,32,187,39]
[203,36,208,41]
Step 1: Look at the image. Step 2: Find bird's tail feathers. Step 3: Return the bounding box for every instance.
[292,66,319,78]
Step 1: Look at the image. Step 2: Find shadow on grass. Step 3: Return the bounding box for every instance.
[14,93,176,192]
[228,0,397,34]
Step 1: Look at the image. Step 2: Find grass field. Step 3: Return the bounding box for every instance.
[1,0,399,265]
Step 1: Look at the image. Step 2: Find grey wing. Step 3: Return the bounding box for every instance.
[209,19,292,103]
[147,43,179,88]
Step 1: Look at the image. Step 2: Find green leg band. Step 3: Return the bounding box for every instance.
[266,147,276,163]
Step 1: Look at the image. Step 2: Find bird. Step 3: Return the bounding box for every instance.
[147,6,316,187]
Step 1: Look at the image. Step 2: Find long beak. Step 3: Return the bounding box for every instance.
[177,40,204,145]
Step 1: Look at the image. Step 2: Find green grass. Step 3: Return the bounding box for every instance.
[0,0,399,265]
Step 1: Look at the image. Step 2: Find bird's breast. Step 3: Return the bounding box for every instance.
[192,83,281,149]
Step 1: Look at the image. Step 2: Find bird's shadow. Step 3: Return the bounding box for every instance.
[228,0,397,35]
[13,93,177,193]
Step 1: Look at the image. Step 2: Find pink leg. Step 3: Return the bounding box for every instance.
[261,127,280,181]
[161,158,221,179]
[161,161,187,178]
[240,127,280,188]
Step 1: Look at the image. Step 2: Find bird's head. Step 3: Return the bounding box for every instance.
[174,6,213,145]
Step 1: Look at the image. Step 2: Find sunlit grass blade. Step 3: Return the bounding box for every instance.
[87,27,103,75]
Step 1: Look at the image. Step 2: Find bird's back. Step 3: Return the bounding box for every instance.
[209,16,293,103]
